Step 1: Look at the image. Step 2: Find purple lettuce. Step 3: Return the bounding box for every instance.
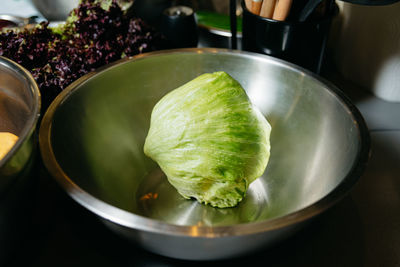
[0,0,164,110]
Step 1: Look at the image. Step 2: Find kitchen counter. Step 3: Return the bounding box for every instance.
[2,1,400,266]
[5,71,400,267]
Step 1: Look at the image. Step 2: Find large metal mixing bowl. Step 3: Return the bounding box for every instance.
[39,48,370,260]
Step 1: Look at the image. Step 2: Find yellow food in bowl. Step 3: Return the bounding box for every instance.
[0,132,19,160]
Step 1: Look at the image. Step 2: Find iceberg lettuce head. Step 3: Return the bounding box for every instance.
[144,71,271,208]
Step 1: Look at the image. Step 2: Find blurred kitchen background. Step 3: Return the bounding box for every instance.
[2,0,399,101]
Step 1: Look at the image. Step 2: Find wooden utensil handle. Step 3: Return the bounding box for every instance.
[273,0,292,21]
[251,0,263,15]
[245,0,252,10]
[260,0,276,18]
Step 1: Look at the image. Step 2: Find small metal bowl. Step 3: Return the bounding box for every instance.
[0,56,41,190]
[39,48,370,260]
[32,0,79,21]
[0,15,30,29]
[0,56,41,262]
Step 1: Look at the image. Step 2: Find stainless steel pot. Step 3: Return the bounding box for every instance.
[39,48,370,260]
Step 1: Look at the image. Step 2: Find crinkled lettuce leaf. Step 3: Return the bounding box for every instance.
[144,71,271,208]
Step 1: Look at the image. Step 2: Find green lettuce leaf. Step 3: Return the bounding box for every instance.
[144,71,271,208]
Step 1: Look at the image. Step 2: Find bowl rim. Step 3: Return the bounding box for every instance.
[39,48,370,238]
[0,56,41,168]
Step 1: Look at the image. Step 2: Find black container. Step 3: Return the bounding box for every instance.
[158,6,198,49]
[241,1,337,73]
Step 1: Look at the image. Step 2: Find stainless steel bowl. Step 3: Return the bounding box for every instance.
[0,15,30,29]
[39,48,370,260]
[32,0,79,21]
[0,56,41,190]
[0,56,41,262]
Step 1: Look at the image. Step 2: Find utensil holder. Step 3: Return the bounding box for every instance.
[241,0,337,73]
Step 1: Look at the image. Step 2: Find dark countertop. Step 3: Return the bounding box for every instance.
[4,72,400,266]
[5,131,400,267]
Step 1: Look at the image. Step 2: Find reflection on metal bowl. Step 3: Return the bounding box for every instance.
[0,56,41,263]
[39,48,370,260]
